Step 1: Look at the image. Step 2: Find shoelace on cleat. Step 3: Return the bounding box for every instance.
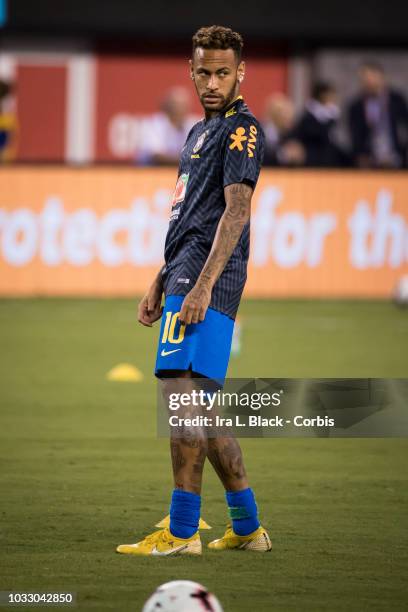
[142,530,163,544]
[160,529,172,543]
[152,529,173,545]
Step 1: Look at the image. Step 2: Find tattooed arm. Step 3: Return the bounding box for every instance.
[179,182,253,325]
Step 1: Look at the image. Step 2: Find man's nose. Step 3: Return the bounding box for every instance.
[207,74,218,90]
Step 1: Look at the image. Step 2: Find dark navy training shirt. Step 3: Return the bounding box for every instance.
[162,96,264,319]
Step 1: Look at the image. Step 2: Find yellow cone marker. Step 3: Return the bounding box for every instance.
[106,363,144,382]
[155,514,212,530]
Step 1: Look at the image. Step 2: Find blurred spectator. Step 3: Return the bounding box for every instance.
[0,80,17,162]
[289,81,348,167]
[263,93,305,166]
[136,86,197,165]
[348,62,408,168]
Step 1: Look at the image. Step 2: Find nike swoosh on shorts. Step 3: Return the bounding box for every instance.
[160,348,182,357]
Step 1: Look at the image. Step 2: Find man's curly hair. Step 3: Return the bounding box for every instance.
[192,25,243,60]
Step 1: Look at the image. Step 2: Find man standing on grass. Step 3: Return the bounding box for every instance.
[117,25,272,556]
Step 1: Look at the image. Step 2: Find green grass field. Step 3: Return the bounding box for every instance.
[1,298,408,611]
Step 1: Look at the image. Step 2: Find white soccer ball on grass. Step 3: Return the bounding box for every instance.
[142,580,224,612]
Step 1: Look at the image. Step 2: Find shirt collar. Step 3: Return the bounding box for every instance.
[223,95,244,113]
[203,95,244,125]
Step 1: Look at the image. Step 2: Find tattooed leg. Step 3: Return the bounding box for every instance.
[161,371,208,495]
[207,436,249,492]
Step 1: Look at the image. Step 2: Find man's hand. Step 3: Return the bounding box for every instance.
[179,282,212,325]
[138,278,163,327]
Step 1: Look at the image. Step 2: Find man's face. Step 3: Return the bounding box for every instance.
[190,47,244,113]
[360,67,385,96]
[265,94,295,131]
[320,90,337,106]
[164,88,191,127]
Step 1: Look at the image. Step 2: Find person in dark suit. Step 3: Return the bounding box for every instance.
[288,81,348,167]
[348,62,408,168]
[262,93,305,166]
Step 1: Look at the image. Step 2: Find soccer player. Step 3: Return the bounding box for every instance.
[117,25,272,555]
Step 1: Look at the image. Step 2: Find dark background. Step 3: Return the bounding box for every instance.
[4,0,408,44]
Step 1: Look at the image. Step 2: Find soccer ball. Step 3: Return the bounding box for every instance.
[142,580,224,612]
[393,275,408,307]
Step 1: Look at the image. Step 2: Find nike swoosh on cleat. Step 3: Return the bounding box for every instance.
[151,544,188,556]
[160,349,182,357]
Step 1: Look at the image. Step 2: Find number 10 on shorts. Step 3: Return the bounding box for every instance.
[161,312,185,344]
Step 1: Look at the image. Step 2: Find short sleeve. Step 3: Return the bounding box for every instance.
[222,115,265,189]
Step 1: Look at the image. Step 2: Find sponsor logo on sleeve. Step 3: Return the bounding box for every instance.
[229,125,258,157]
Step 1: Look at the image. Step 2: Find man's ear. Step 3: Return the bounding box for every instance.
[237,60,245,83]
[189,59,194,81]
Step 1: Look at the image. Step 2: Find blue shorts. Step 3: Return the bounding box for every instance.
[155,295,234,384]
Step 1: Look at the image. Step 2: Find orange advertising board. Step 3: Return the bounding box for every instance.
[0,167,407,297]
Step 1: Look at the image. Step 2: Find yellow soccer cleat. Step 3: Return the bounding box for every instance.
[208,524,272,552]
[116,528,202,556]
[155,514,212,530]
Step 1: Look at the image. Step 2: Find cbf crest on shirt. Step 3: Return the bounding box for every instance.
[163,97,265,319]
